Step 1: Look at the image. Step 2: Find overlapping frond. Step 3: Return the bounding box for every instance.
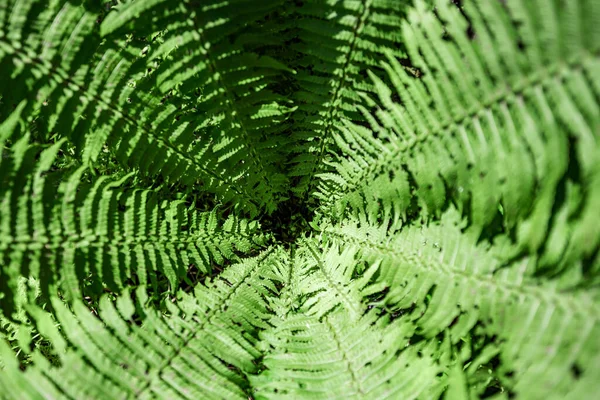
[319,0,600,250]
[0,0,296,215]
[320,207,600,398]
[289,240,376,321]
[249,239,442,400]
[0,115,266,317]
[287,0,413,198]
[0,249,287,400]
[252,308,441,400]
[100,0,296,214]
[311,0,600,397]
[1,0,599,399]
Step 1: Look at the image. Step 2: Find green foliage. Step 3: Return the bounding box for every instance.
[1,0,598,399]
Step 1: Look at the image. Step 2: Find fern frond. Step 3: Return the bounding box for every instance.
[287,0,412,198]
[251,307,441,400]
[320,206,600,398]
[309,0,600,394]
[100,0,297,214]
[1,0,294,215]
[0,128,266,317]
[2,0,599,398]
[0,248,287,399]
[289,240,377,322]
[318,0,599,249]
[250,240,441,399]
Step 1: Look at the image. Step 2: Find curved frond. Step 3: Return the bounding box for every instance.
[0,249,287,399]
[249,240,442,399]
[287,0,412,198]
[0,129,266,317]
[319,0,600,254]
[100,0,296,214]
[1,0,599,398]
[320,206,600,398]
[1,0,294,215]
[251,308,441,400]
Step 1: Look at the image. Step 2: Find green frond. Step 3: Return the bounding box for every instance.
[0,129,266,317]
[250,240,441,399]
[1,0,294,215]
[287,0,412,198]
[319,0,599,240]
[0,248,287,399]
[251,308,441,400]
[99,0,296,214]
[289,240,376,321]
[308,0,600,393]
[1,0,599,398]
[319,205,600,398]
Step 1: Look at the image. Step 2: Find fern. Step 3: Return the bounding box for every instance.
[286,0,411,199]
[1,0,599,399]
[0,116,266,315]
